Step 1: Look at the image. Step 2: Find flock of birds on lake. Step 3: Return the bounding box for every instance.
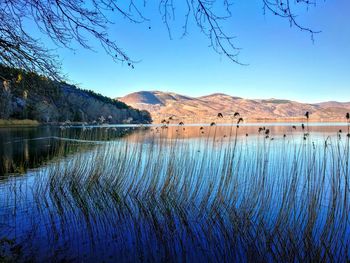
[155,111,350,140]
[57,111,350,141]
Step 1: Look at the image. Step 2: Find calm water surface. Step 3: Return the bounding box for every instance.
[0,123,350,262]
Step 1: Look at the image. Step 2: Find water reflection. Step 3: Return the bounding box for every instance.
[0,123,349,262]
[0,126,138,176]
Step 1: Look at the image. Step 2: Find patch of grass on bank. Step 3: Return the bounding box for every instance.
[0,119,40,127]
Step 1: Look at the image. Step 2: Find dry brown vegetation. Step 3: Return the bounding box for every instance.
[0,119,39,127]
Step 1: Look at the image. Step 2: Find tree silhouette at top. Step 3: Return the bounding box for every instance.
[0,0,322,79]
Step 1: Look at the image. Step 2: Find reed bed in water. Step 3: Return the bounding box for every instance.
[1,123,350,262]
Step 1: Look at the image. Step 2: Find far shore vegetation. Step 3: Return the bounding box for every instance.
[0,119,39,127]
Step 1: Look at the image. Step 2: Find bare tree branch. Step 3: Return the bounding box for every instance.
[0,0,322,78]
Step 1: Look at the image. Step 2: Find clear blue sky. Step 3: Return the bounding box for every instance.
[45,0,349,103]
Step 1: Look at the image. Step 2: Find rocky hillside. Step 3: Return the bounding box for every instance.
[118,91,350,123]
[0,65,152,124]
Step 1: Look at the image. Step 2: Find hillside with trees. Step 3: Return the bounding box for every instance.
[0,65,152,124]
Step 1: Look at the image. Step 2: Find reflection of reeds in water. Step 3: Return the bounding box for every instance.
[1,123,350,262]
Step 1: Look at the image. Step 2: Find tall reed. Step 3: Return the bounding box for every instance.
[0,124,349,262]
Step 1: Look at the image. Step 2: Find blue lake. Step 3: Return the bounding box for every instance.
[0,123,350,262]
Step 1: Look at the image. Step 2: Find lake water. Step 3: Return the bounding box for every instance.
[0,123,350,262]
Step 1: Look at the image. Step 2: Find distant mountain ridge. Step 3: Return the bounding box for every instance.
[117,90,350,123]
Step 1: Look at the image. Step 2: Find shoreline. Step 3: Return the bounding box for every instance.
[1,118,349,128]
[0,119,40,127]
[153,118,349,124]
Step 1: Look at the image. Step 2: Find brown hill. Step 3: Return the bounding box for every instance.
[117,91,350,123]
